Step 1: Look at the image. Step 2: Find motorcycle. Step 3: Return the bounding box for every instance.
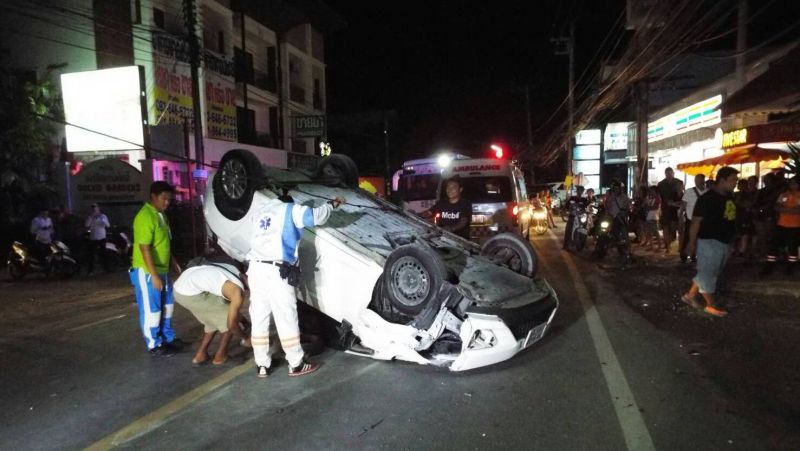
[8,240,79,280]
[593,210,632,264]
[530,206,549,235]
[570,206,592,251]
[103,227,132,271]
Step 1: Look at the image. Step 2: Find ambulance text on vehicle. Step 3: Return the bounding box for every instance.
[395,154,468,214]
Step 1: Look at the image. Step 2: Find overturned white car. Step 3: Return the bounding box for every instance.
[204,149,558,371]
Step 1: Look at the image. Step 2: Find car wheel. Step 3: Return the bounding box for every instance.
[314,154,359,188]
[213,149,266,221]
[481,232,539,278]
[383,244,447,316]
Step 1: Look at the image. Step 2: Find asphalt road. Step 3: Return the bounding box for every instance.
[0,232,772,450]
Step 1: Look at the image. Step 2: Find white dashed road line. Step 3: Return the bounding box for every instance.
[546,231,656,451]
[66,314,126,332]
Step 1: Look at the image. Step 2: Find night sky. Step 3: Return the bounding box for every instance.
[323,0,799,177]
[324,0,625,170]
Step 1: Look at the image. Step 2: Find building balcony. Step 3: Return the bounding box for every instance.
[290,84,306,104]
[252,70,277,93]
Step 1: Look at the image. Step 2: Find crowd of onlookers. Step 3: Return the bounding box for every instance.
[629,167,799,275]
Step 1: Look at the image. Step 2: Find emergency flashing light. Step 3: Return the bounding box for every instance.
[490,144,504,159]
[437,153,453,168]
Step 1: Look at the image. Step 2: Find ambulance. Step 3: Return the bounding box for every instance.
[395,154,469,214]
[439,157,533,242]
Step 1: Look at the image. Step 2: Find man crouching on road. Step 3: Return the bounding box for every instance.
[247,191,344,378]
[130,181,183,356]
[173,262,250,366]
[682,166,739,318]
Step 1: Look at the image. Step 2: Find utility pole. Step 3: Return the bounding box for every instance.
[184,0,205,254]
[525,84,535,184]
[383,110,391,197]
[552,21,575,178]
[184,0,204,168]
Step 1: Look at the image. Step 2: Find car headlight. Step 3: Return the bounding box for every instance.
[600,221,610,229]
[579,216,587,224]
[467,329,497,350]
[533,211,547,220]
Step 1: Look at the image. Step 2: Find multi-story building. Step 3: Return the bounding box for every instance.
[0,0,343,195]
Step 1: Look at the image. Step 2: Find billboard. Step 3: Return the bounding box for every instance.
[151,32,194,129]
[204,49,237,142]
[61,66,145,152]
[575,129,602,145]
[604,122,632,151]
[151,32,237,142]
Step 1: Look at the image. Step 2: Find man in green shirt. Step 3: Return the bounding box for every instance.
[130,181,183,356]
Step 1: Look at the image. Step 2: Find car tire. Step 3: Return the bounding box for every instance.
[383,244,448,316]
[314,154,359,188]
[213,149,266,221]
[481,232,539,278]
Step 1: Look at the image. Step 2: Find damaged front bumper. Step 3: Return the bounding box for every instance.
[448,278,558,371]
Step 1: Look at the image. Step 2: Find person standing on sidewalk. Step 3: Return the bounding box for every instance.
[657,167,683,254]
[173,263,249,366]
[85,203,110,274]
[682,166,739,317]
[247,192,344,378]
[762,176,800,275]
[30,209,54,259]
[680,174,707,262]
[130,181,183,356]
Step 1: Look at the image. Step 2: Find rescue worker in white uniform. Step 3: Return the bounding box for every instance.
[247,192,344,378]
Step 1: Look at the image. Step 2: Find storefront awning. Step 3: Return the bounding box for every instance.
[676,145,789,176]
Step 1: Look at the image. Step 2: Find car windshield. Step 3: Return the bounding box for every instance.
[454,177,513,203]
[399,173,440,201]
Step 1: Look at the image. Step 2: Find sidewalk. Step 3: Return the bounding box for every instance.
[599,241,800,449]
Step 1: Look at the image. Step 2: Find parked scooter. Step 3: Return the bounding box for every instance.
[103,226,132,271]
[7,240,79,280]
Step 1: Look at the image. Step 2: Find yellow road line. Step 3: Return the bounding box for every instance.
[85,360,253,450]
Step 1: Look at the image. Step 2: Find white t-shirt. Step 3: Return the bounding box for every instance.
[682,186,708,219]
[173,264,244,298]
[30,216,54,244]
[85,213,110,240]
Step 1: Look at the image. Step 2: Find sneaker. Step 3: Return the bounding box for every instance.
[256,365,270,378]
[149,345,177,357]
[704,306,728,317]
[289,361,320,377]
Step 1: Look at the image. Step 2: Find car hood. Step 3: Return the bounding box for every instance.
[453,254,550,307]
